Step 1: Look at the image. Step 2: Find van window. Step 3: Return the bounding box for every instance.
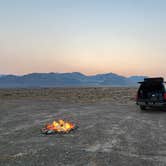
[140,83,164,92]
[164,83,166,90]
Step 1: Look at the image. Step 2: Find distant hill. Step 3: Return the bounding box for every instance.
[127,76,148,84]
[0,72,147,88]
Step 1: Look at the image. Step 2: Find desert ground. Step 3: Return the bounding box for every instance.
[1,87,166,166]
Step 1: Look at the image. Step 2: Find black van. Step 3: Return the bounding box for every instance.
[136,77,166,110]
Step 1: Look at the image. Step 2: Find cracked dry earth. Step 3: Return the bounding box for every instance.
[0,87,166,166]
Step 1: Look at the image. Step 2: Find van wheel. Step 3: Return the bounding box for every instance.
[140,106,146,110]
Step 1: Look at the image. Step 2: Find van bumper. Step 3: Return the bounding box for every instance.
[137,101,166,107]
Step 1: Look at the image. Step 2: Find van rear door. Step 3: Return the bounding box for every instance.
[138,82,164,102]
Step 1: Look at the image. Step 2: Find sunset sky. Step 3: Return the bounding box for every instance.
[0,0,166,77]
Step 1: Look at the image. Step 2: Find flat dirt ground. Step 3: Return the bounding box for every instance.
[1,87,166,166]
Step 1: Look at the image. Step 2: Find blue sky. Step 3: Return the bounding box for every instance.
[0,0,166,76]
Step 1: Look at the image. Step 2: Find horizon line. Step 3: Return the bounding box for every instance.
[0,71,147,78]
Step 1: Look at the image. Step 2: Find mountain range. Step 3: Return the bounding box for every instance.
[0,72,147,88]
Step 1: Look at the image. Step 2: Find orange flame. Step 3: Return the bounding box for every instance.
[45,120,75,133]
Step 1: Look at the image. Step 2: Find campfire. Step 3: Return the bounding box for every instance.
[41,119,76,134]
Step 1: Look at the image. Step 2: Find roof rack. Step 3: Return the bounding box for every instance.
[138,77,164,84]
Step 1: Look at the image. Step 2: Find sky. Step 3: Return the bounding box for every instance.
[0,0,166,77]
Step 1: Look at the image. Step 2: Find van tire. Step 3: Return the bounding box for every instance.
[140,105,146,110]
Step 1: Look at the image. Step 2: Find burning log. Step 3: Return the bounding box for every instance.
[41,119,76,135]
